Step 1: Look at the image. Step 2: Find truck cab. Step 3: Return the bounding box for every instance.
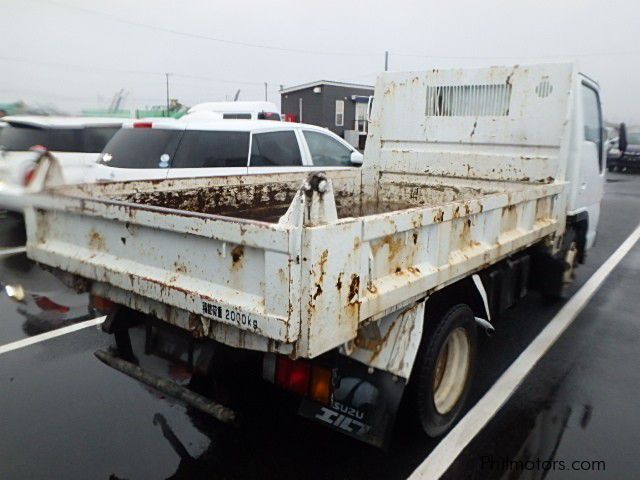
[564,73,606,252]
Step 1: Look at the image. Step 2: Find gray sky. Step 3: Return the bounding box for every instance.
[1,0,639,122]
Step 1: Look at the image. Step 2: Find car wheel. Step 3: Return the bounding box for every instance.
[411,304,477,437]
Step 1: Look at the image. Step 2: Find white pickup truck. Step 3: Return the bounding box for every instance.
[22,63,605,447]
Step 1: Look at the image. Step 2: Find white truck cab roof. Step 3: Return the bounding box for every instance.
[188,101,280,120]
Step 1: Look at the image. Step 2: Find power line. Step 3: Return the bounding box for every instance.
[29,0,640,60]
[32,0,377,57]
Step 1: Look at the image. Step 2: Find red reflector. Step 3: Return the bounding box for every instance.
[134,121,153,128]
[275,356,311,396]
[34,295,70,313]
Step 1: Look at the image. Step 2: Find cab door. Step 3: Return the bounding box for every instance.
[575,80,606,249]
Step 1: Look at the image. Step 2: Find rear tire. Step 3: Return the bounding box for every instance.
[411,304,477,437]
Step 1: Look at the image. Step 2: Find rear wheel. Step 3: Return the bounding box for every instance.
[411,304,477,437]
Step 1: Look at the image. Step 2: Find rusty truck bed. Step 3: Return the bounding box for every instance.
[23,168,564,359]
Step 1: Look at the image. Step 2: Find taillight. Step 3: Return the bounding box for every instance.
[134,121,153,128]
[274,355,332,404]
[276,356,311,395]
[34,295,70,313]
[309,365,332,404]
[23,166,37,186]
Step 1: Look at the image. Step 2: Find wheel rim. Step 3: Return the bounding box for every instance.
[563,241,578,285]
[433,327,471,415]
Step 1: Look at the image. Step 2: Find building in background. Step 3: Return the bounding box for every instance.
[280,81,373,149]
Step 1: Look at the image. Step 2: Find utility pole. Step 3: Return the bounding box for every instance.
[384,51,389,71]
[165,73,170,116]
[264,82,268,101]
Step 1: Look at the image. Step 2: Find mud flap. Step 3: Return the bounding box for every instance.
[298,355,406,448]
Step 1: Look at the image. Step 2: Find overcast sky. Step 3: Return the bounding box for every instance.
[1,0,639,122]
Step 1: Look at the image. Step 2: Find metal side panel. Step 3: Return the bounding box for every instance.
[365,63,576,184]
[298,220,363,358]
[358,189,564,320]
[25,207,300,343]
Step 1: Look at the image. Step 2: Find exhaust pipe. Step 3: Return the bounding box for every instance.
[474,317,495,337]
[94,350,236,424]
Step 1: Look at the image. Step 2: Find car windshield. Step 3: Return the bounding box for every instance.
[99,128,183,168]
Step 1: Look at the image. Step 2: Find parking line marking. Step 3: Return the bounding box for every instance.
[410,223,640,480]
[0,316,106,356]
[0,246,26,256]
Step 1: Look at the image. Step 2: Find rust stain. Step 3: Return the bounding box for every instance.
[348,274,360,304]
[231,245,244,264]
[368,315,401,363]
[371,235,404,262]
[433,210,445,223]
[174,262,188,274]
[88,229,106,251]
[278,268,287,283]
[335,272,343,291]
[310,249,329,305]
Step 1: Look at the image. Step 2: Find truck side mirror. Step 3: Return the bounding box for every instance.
[619,122,628,153]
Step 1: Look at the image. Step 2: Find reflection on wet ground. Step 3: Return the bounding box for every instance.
[0,251,91,341]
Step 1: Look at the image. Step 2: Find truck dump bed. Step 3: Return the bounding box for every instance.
[24,63,575,359]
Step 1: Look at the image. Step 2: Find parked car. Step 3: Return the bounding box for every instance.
[607,123,640,172]
[188,101,281,120]
[93,115,363,182]
[0,116,125,210]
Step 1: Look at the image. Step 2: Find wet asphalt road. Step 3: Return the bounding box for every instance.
[0,172,639,479]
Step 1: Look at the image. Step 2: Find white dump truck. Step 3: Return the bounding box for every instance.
[22,63,605,447]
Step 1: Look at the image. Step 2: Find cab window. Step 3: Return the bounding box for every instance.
[250,131,302,166]
[582,83,603,172]
[223,113,252,120]
[303,130,352,166]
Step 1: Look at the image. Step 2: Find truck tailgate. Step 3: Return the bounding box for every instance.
[25,192,301,343]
